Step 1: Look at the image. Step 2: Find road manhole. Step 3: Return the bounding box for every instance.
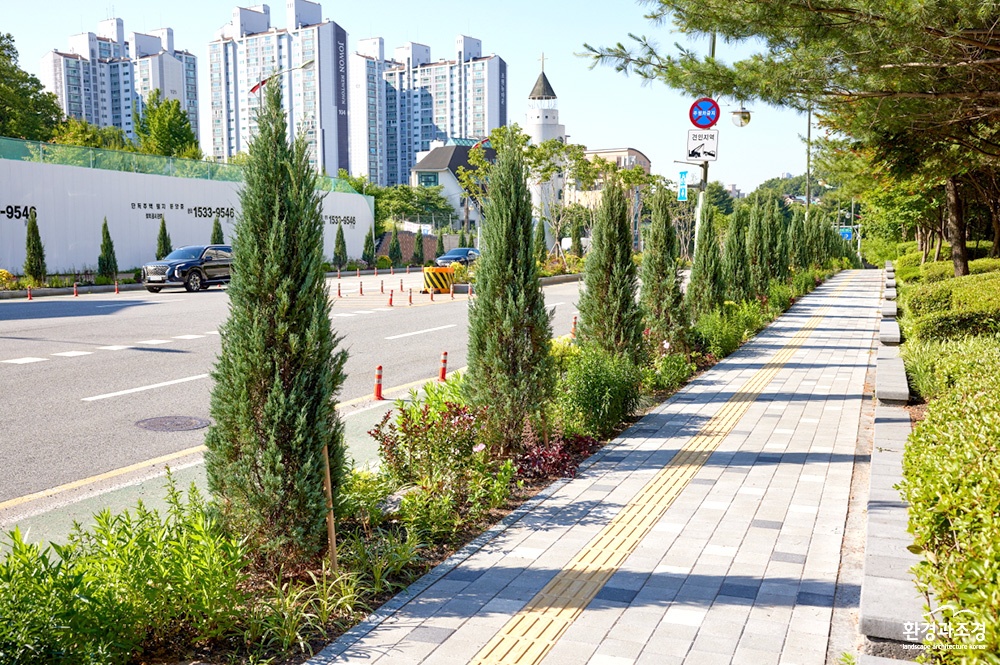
[136,416,211,432]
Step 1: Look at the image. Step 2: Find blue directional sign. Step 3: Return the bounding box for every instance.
[839,227,853,240]
[678,171,688,201]
[689,98,720,129]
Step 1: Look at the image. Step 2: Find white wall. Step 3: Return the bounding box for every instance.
[0,159,375,274]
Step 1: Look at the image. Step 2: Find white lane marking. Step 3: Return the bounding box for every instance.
[3,357,48,364]
[547,302,565,307]
[373,308,393,312]
[334,313,357,318]
[82,374,209,402]
[137,339,170,345]
[352,310,377,314]
[96,299,184,308]
[99,345,132,351]
[173,335,205,340]
[385,324,457,340]
[205,331,220,335]
[52,351,93,357]
[342,401,396,418]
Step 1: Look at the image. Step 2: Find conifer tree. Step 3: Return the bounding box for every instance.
[577,177,644,361]
[787,209,807,271]
[211,216,224,244]
[97,217,118,280]
[746,203,769,300]
[388,224,402,267]
[362,230,375,265]
[684,205,724,321]
[722,206,750,303]
[204,80,347,566]
[437,228,447,256]
[534,219,547,265]
[23,208,46,284]
[333,222,347,268]
[771,201,789,282]
[412,227,425,265]
[571,218,583,257]
[457,228,467,249]
[466,130,555,453]
[640,188,686,352]
[156,218,172,260]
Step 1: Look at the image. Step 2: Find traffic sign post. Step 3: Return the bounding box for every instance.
[689,98,720,129]
[839,227,853,241]
[687,130,719,162]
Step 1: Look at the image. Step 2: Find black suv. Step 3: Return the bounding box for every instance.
[435,247,480,267]
[141,245,233,293]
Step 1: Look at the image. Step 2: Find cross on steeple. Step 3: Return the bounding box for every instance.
[539,52,545,72]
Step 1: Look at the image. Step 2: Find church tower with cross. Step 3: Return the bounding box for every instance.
[525,55,567,246]
[525,54,566,146]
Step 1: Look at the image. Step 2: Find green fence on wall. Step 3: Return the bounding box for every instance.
[0,136,357,194]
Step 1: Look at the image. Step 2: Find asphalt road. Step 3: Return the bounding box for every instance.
[0,274,581,539]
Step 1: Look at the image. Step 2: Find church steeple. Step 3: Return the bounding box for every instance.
[529,53,557,101]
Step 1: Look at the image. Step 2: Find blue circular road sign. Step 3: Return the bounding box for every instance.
[689,98,720,129]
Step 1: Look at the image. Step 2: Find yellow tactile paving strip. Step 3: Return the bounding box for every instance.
[471,309,829,665]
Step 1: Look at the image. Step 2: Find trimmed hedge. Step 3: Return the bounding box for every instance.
[920,257,1000,283]
[899,342,1000,657]
[900,271,1000,340]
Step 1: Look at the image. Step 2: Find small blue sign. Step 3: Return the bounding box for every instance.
[839,227,853,240]
[678,171,688,201]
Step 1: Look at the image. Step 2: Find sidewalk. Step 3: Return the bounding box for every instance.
[310,269,881,665]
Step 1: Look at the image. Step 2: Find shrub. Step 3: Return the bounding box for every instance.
[558,344,642,439]
[375,255,392,270]
[0,269,14,288]
[791,269,817,297]
[643,352,695,392]
[901,272,1000,340]
[451,262,470,284]
[550,335,581,376]
[766,280,793,316]
[899,361,1000,656]
[333,222,347,269]
[515,425,601,479]
[901,336,1000,400]
[155,218,172,260]
[0,480,247,664]
[909,310,1000,341]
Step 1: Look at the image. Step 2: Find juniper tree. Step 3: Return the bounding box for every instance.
[457,228,467,249]
[362,230,375,265]
[333,222,347,269]
[570,218,583,257]
[388,225,402,267]
[746,203,769,300]
[211,216,224,244]
[684,205,724,321]
[466,130,555,453]
[723,206,750,303]
[97,218,118,280]
[156,218,172,260]
[412,227,424,265]
[204,80,347,567]
[577,177,644,362]
[534,219,547,266]
[437,228,447,255]
[23,208,45,283]
[640,188,687,352]
[787,209,807,271]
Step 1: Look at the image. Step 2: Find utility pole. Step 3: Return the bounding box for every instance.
[805,108,812,221]
[692,32,716,258]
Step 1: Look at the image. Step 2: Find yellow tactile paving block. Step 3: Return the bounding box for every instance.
[471,310,828,665]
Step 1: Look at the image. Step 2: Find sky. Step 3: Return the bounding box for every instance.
[5,0,812,193]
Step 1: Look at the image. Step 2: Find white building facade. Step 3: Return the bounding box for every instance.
[208,0,349,175]
[40,19,198,141]
[382,36,506,185]
[349,38,394,186]
[130,29,199,138]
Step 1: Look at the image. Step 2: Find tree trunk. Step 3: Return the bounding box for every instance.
[944,177,970,276]
[934,217,943,262]
[991,203,1000,258]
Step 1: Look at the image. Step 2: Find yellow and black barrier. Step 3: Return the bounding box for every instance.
[422,266,455,294]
